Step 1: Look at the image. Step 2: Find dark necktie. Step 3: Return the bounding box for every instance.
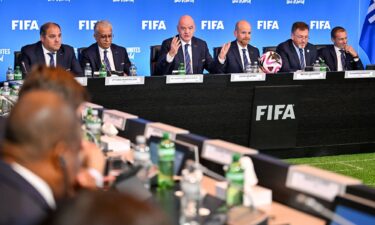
[339,49,346,70]
[299,48,305,70]
[47,52,55,67]
[242,48,249,71]
[103,50,111,72]
[184,44,192,74]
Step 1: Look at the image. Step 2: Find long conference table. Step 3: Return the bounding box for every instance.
[86,71,375,157]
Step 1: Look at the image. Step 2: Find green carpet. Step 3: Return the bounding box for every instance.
[285,152,375,187]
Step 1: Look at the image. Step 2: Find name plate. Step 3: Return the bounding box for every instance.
[166,74,204,84]
[102,110,137,131]
[345,70,375,79]
[286,169,341,201]
[144,127,176,140]
[293,71,326,80]
[201,143,233,165]
[75,77,88,86]
[105,76,145,86]
[230,73,266,82]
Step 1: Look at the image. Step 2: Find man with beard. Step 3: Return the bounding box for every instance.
[217,20,260,73]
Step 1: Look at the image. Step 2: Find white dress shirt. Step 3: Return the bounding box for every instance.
[42,45,56,67]
[237,42,251,68]
[98,46,116,71]
[334,45,345,71]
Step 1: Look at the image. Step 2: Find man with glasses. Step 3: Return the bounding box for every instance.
[276,21,318,72]
[20,22,83,77]
[80,20,131,76]
[318,26,364,72]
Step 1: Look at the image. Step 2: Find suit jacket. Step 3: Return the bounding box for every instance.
[20,41,83,76]
[318,45,364,71]
[276,39,318,72]
[0,160,51,225]
[219,40,260,73]
[80,43,131,75]
[156,36,220,75]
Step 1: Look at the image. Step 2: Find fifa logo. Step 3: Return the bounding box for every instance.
[12,20,39,30]
[256,104,295,121]
[79,20,98,30]
[310,21,331,30]
[141,20,166,30]
[257,21,279,30]
[201,20,224,30]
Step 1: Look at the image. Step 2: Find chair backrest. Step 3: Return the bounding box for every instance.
[13,51,22,70]
[315,44,331,51]
[77,47,87,62]
[213,47,222,60]
[262,46,277,54]
[150,45,161,76]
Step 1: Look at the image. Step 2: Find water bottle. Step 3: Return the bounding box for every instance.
[157,132,175,189]
[85,108,102,143]
[84,63,92,77]
[9,84,20,103]
[180,162,203,225]
[244,63,252,73]
[178,62,186,75]
[1,82,11,115]
[226,153,244,208]
[129,63,137,76]
[319,59,328,72]
[99,62,107,78]
[313,60,320,72]
[14,66,22,80]
[133,135,151,189]
[6,66,14,81]
[251,61,259,73]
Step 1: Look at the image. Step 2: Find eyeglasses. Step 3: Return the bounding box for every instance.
[97,34,114,40]
[294,34,309,40]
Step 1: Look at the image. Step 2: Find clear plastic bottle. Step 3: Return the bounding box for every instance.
[14,66,22,80]
[226,153,244,208]
[85,108,102,143]
[133,135,151,189]
[1,82,11,114]
[129,63,137,76]
[84,63,92,77]
[157,133,175,189]
[6,66,14,81]
[178,63,186,75]
[244,63,252,73]
[313,60,321,72]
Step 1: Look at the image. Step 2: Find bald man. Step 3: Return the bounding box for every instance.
[156,15,220,75]
[218,20,260,73]
[0,90,82,225]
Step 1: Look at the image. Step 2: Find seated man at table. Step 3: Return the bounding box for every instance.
[217,20,260,73]
[318,26,364,71]
[276,22,318,72]
[20,22,82,76]
[156,15,220,75]
[80,20,131,76]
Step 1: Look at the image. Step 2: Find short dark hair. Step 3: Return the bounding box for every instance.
[40,22,61,36]
[331,26,346,39]
[291,21,309,33]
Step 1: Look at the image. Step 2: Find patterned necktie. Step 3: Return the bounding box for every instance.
[242,48,249,71]
[184,44,192,74]
[299,48,305,70]
[339,49,346,70]
[103,50,111,72]
[47,52,55,67]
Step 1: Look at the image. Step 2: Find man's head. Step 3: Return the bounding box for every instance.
[291,22,309,49]
[3,90,82,199]
[234,20,252,47]
[331,26,348,49]
[19,66,89,110]
[177,15,196,43]
[40,22,62,52]
[94,20,113,49]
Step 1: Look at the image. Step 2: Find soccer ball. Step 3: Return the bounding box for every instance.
[259,51,282,73]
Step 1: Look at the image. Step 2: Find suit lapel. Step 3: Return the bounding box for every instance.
[329,46,338,71]
[111,45,120,71]
[56,47,64,67]
[95,44,102,69]
[192,38,200,74]
[36,42,46,65]
[232,42,243,71]
[288,41,300,69]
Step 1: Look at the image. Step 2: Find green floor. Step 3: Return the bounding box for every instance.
[285,152,375,187]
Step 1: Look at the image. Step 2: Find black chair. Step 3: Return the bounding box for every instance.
[262,46,277,54]
[366,64,375,70]
[13,51,22,70]
[150,45,161,76]
[77,47,87,63]
[213,47,222,60]
[315,44,330,51]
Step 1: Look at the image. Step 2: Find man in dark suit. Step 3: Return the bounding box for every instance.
[156,15,220,75]
[276,22,318,72]
[318,26,364,71]
[0,90,82,225]
[20,22,82,76]
[80,20,131,76]
[217,20,260,73]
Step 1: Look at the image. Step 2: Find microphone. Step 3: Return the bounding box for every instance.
[295,194,355,225]
[21,61,28,74]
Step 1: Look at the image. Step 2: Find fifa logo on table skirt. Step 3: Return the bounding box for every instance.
[286,0,305,4]
[201,21,224,30]
[126,47,141,60]
[255,104,296,121]
[142,20,166,30]
[310,21,331,30]
[174,0,194,3]
[257,21,279,30]
[12,20,39,30]
[232,0,252,4]
[0,49,11,62]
